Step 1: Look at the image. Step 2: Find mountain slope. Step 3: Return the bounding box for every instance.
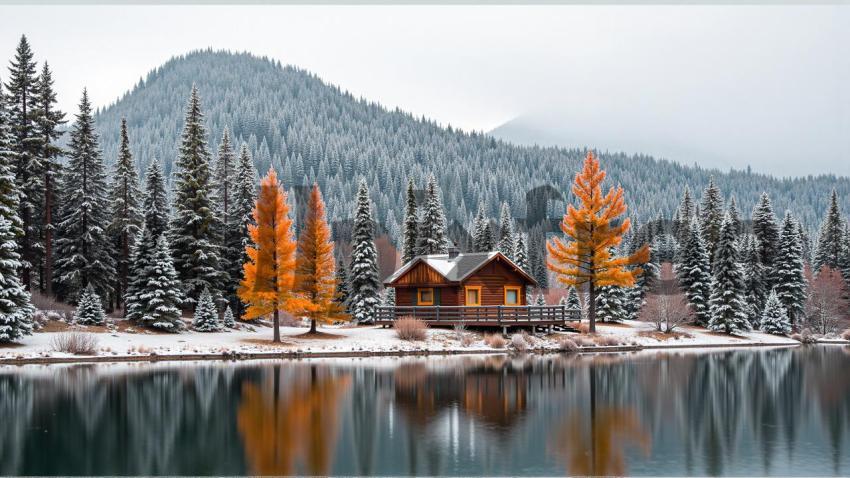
[94,50,850,239]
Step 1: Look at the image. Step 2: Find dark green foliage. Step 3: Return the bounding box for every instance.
[751,192,780,288]
[73,283,106,326]
[814,190,844,270]
[402,178,418,263]
[708,214,750,334]
[677,219,712,326]
[774,212,808,329]
[108,118,142,308]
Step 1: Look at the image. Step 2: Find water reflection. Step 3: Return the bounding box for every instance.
[0,347,849,475]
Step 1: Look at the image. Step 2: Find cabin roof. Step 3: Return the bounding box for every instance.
[384,251,538,286]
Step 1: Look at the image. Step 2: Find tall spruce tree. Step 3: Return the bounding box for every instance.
[774,211,807,329]
[514,233,528,272]
[168,85,226,304]
[741,234,767,326]
[0,215,34,343]
[53,90,116,302]
[673,187,695,244]
[107,118,142,309]
[814,190,844,270]
[677,219,712,326]
[497,202,515,260]
[213,127,237,303]
[227,143,257,313]
[727,196,742,237]
[334,258,351,313]
[840,227,850,286]
[707,214,750,334]
[751,192,780,288]
[5,35,41,290]
[700,177,725,267]
[402,178,419,263]
[141,158,169,239]
[470,203,487,252]
[125,228,185,331]
[349,180,381,323]
[0,81,22,238]
[416,174,448,255]
[33,62,65,296]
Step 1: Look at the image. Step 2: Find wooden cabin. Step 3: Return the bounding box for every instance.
[377,250,578,330]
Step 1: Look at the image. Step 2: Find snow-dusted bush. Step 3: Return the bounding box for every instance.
[394,317,428,341]
[73,285,106,326]
[595,335,621,346]
[484,334,506,349]
[573,336,595,347]
[51,332,99,355]
[791,328,817,344]
[510,333,528,352]
[558,336,579,352]
[193,288,222,332]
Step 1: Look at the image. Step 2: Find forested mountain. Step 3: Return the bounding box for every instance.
[94,49,850,239]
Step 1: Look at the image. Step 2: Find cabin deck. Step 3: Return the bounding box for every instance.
[375,305,581,329]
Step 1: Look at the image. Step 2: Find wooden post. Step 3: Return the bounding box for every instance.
[435,305,440,322]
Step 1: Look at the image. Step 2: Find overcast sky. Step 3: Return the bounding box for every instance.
[0,5,847,177]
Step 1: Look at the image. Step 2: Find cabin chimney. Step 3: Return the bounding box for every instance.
[447,243,460,259]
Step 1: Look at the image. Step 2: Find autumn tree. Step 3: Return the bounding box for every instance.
[238,169,297,343]
[547,151,649,333]
[294,184,340,333]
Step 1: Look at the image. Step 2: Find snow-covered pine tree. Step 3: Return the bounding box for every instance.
[751,192,780,288]
[497,202,515,260]
[760,289,791,335]
[535,293,546,306]
[514,233,528,272]
[814,190,844,270]
[700,177,725,267]
[840,227,850,286]
[227,143,257,313]
[774,211,807,329]
[676,218,712,326]
[212,127,236,266]
[402,178,419,263]
[0,216,35,343]
[565,286,581,310]
[33,62,66,298]
[528,230,549,289]
[334,258,351,312]
[169,85,226,305]
[192,287,221,332]
[141,158,169,238]
[596,284,627,323]
[470,203,487,252]
[0,89,22,238]
[107,118,142,309]
[222,305,235,329]
[73,283,106,326]
[479,222,495,252]
[349,180,381,323]
[382,287,396,306]
[673,187,695,244]
[53,90,116,302]
[799,222,813,265]
[727,196,742,237]
[416,174,448,255]
[5,35,41,290]
[707,214,750,334]
[126,232,185,332]
[741,235,767,327]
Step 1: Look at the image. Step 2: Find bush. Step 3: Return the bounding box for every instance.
[461,334,475,347]
[576,323,590,334]
[573,336,595,347]
[841,329,850,341]
[50,332,99,355]
[510,333,528,351]
[558,336,579,352]
[394,317,428,341]
[453,323,467,340]
[595,335,621,346]
[484,334,507,349]
[791,328,817,344]
[520,329,535,345]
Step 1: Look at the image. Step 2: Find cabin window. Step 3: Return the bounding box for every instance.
[465,286,482,306]
[504,286,522,305]
[417,288,434,306]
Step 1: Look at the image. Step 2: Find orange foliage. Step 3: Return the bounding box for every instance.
[547,152,649,331]
[238,169,297,340]
[293,184,342,330]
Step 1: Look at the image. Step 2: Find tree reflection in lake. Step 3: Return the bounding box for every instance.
[0,347,849,475]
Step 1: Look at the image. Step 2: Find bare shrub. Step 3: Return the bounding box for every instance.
[30,290,75,313]
[50,332,99,355]
[510,334,528,351]
[484,334,507,349]
[575,323,590,334]
[804,267,850,335]
[394,317,428,341]
[595,335,621,346]
[641,264,692,333]
[519,329,536,345]
[453,323,467,340]
[461,334,476,347]
[791,328,818,344]
[573,336,594,347]
[558,336,579,352]
[841,329,850,341]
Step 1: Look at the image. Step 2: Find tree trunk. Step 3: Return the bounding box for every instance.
[44,173,53,297]
[310,318,317,334]
[588,282,597,333]
[273,309,281,343]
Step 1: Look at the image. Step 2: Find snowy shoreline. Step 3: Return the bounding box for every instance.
[0,318,826,366]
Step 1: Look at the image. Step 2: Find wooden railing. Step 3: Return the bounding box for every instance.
[375,305,581,325]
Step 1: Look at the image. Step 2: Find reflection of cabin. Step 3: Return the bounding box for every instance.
[377,250,579,331]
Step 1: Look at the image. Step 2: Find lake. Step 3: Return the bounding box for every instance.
[1,346,849,476]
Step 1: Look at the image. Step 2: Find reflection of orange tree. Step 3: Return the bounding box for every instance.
[236,369,351,476]
[550,407,651,476]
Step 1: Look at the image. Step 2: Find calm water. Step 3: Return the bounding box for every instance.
[1,347,850,476]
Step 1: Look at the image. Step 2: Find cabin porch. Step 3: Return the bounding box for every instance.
[375,305,581,332]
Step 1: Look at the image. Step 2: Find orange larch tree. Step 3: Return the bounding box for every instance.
[547,151,650,333]
[293,183,341,333]
[238,168,297,343]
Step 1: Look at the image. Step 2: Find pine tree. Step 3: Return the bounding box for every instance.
[227,143,257,313]
[596,284,627,323]
[727,196,742,237]
[334,258,351,312]
[565,286,581,310]
[5,36,41,291]
[479,222,495,252]
[53,90,116,302]
[402,178,419,263]
[535,293,546,306]
[169,86,226,304]
[382,287,396,306]
[514,233,528,272]
[547,152,649,333]
[760,289,791,335]
[0,85,22,238]
[293,184,340,332]
[751,192,780,288]
[0,216,34,343]
[125,231,185,331]
[33,62,65,297]
[416,174,448,255]
[840,227,850,286]
[676,219,712,326]
[349,180,381,324]
[529,230,549,289]
[73,284,106,326]
[497,202,515,260]
[774,211,808,329]
[700,177,725,267]
[707,214,750,334]
[673,187,695,244]
[223,305,236,328]
[193,287,221,332]
[213,127,236,293]
[141,158,169,238]
[470,203,487,252]
[814,190,844,270]
[108,118,142,309]
[741,235,767,326]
